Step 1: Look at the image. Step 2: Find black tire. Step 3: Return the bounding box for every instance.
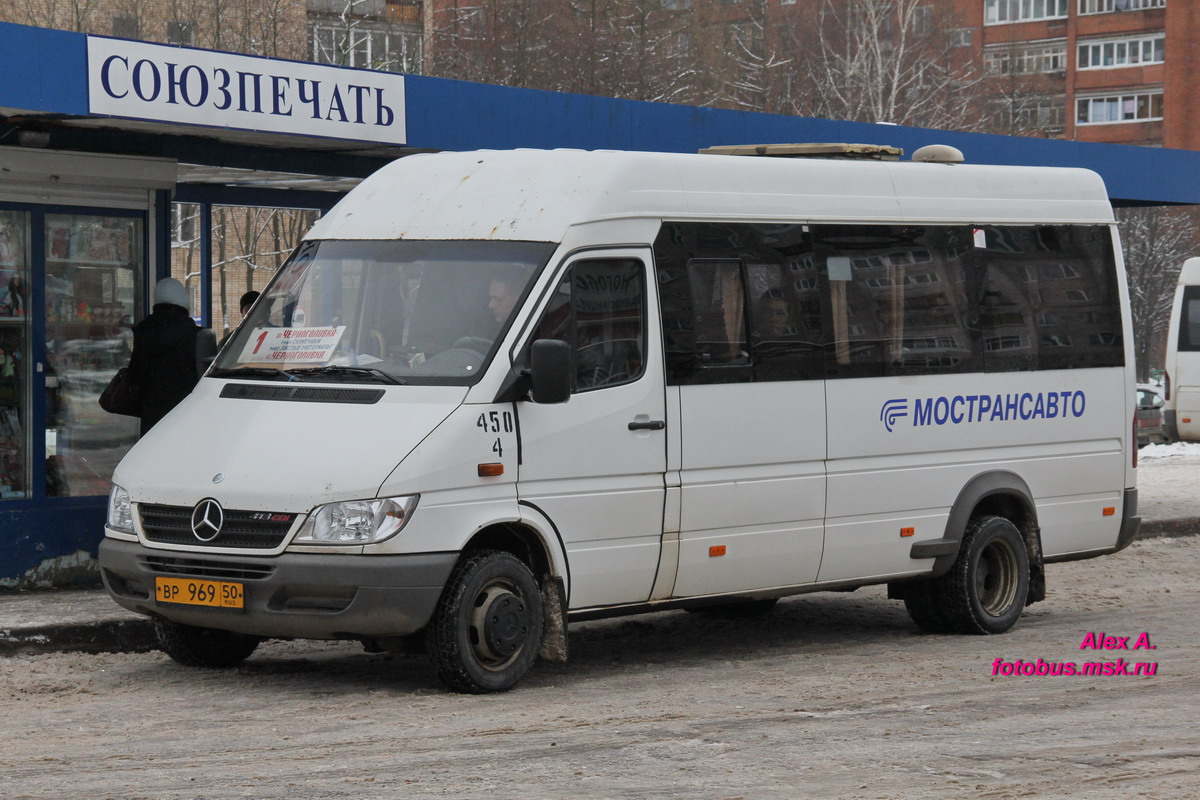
[929,514,1030,635]
[685,597,779,618]
[154,620,261,668]
[901,581,954,634]
[427,550,544,694]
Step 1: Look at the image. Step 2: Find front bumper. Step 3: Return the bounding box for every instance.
[99,538,457,640]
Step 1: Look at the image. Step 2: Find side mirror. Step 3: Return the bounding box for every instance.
[529,339,571,404]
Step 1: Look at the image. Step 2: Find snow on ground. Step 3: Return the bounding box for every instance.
[1137,443,1200,521]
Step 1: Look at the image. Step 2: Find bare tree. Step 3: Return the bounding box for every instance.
[428,0,559,87]
[792,0,988,130]
[604,0,702,104]
[427,0,702,103]
[706,0,791,112]
[217,206,316,335]
[1118,207,1200,381]
[3,0,101,31]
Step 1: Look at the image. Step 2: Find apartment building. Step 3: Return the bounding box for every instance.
[950,0,1195,147]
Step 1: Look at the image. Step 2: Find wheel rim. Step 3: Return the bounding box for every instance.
[468,577,531,671]
[976,537,1019,616]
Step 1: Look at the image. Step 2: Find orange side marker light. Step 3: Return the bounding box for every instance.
[477,463,504,477]
[709,545,727,557]
[900,527,915,537]
[1102,507,1115,517]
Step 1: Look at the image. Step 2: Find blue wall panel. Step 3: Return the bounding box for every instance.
[0,23,88,115]
[404,74,1200,206]
[0,503,106,587]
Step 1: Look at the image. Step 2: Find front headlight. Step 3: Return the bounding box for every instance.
[107,485,135,533]
[293,495,418,545]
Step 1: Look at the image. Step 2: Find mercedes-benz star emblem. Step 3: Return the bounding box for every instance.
[191,498,225,542]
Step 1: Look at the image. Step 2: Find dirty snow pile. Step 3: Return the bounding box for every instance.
[1139,441,1200,462]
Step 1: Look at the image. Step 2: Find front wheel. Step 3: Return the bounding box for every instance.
[427,550,544,693]
[154,620,260,668]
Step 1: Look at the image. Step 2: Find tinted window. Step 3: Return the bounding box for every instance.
[1178,289,1200,352]
[818,225,979,378]
[654,221,1122,384]
[655,223,823,384]
[975,225,1122,371]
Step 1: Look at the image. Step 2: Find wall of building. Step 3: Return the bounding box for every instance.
[1164,0,1199,150]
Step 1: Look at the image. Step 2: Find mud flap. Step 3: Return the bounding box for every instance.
[537,575,569,663]
[1026,525,1046,605]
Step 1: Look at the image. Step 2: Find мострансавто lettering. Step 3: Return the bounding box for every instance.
[880,391,1085,432]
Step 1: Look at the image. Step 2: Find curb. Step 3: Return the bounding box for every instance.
[1136,518,1200,539]
[0,618,156,657]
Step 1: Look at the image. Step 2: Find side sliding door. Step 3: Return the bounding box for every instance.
[654,223,827,597]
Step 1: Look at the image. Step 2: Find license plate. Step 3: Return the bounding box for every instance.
[155,577,244,610]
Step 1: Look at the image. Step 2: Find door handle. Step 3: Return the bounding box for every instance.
[628,419,666,431]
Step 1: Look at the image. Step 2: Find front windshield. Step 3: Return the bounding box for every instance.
[212,240,555,385]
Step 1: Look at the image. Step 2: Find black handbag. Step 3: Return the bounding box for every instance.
[98,367,142,417]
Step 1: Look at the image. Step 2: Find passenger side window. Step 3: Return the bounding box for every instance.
[975,225,1122,371]
[533,259,646,392]
[654,220,1122,383]
[818,225,981,378]
[655,222,822,384]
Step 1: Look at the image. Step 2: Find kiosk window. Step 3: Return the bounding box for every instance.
[44,213,142,497]
[0,211,30,499]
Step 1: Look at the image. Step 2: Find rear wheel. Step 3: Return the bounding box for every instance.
[904,515,1030,635]
[154,620,260,668]
[427,550,544,694]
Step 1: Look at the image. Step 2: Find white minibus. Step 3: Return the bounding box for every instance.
[100,147,1140,692]
[1162,257,1200,442]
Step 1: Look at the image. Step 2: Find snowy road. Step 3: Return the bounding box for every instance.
[2,535,1197,799]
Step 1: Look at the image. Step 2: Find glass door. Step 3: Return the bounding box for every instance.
[43,213,142,497]
[0,211,31,499]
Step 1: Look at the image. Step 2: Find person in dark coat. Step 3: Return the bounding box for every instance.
[127,278,203,435]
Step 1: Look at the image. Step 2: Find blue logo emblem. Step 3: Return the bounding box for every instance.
[880,398,908,432]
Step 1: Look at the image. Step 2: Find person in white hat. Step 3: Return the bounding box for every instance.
[124,278,206,435]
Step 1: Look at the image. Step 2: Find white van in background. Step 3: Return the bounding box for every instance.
[99,147,1140,693]
[1162,257,1200,442]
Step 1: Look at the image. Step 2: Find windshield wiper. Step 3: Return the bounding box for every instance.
[209,367,292,381]
[286,365,408,385]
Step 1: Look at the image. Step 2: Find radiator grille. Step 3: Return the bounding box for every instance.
[140,555,275,581]
[140,504,296,549]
